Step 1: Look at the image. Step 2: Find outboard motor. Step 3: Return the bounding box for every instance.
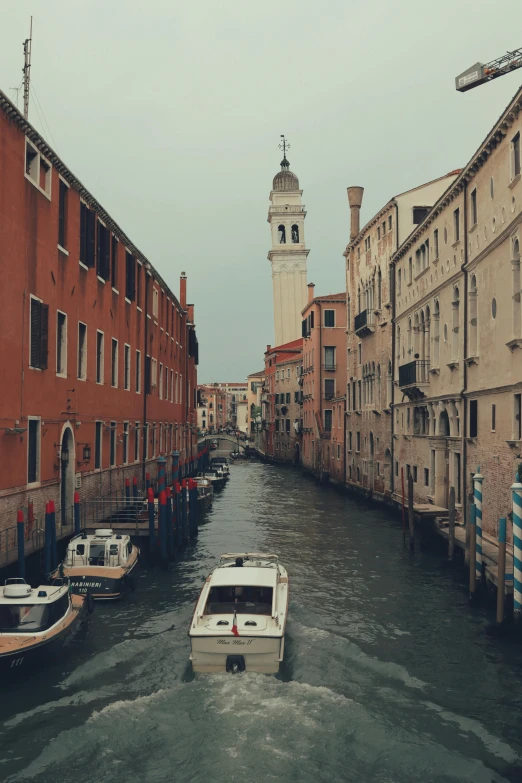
[226,655,245,673]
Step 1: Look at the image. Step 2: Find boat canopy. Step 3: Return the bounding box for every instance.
[210,568,277,589]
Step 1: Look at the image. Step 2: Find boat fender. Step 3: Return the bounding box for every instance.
[87,592,95,614]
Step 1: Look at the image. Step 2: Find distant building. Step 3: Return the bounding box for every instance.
[197,385,227,433]
[262,340,303,461]
[246,370,265,444]
[301,286,347,479]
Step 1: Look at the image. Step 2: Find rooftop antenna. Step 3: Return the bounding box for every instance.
[278,134,290,169]
[23,17,33,120]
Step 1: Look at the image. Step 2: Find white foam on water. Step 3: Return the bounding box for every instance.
[424,701,519,764]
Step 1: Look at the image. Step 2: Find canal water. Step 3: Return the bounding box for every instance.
[2,461,522,783]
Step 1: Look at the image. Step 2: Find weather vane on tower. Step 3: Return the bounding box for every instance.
[279,134,290,169]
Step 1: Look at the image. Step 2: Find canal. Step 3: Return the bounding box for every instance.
[2,461,522,783]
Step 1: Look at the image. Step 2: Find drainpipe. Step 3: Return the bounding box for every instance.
[461,181,469,523]
[319,300,323,478]
[142,268,150,487]
[390,201,399,496]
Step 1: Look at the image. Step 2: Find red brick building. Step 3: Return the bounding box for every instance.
[0,90,198,534]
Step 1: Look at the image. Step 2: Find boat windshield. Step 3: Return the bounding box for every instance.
[0,594,69,633]
[206,586,273,615]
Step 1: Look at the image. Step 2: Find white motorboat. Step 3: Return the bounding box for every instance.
[53,529,139,600]
[189,553,289,674]
[195,477,213,508]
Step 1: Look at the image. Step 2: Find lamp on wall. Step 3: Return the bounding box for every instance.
[77,443,91,466]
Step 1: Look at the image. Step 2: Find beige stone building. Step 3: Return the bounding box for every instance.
[272,354,303,463]
[345,173,459,500]
[246,370,264,444]
[392,85,522,536]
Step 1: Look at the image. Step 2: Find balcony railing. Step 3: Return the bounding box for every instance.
[323,363,337,371]
[354,309,374,336]
[269,205,305,214]
[398,360,430,389]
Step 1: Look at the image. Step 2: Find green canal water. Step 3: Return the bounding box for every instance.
[1,461,522,783]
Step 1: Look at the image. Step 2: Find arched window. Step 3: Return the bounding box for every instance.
[407,318,413,356]
[377,268,382,309]
[386,360,392,408]
[291,224,299,243]
[452,286,460,361]
[433,300,440,367]
[469,274,478,358]
[512,238,521,340]
[278,224,286,244]
[425,305,431,365]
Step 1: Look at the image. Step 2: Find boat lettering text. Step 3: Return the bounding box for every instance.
[10,657,24,668]
[216,639,253,646]
[71,581,103,589]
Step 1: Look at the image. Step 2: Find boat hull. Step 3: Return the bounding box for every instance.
[0,596,86,676]
[189,635,284,674]
[66,559,138,600]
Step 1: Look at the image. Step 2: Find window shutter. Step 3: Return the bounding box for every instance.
[145,355,151,394]
[40,304,49,370]
[301,320,306,338]
[30,299,41,367]
[310,310,314,329]
[86,210,96,267]
[80,203,87,263]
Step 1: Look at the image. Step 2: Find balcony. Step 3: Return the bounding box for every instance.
[398,360,430,399]
[323,363,337,372]
[354,309,375,336]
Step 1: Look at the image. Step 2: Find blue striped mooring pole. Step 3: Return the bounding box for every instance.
[473,467,484,584]
[512,473,522,624]
[157,457,166,495]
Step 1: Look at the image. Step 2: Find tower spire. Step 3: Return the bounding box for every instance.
[278,134,290,169]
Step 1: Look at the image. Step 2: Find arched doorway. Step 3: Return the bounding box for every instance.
[60,425,75,526]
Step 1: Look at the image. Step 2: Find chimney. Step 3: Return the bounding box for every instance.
[266,344,271,353]
[307,282,315,303]
[347,186,364,241]
[180,272,187,310]
[187,304,194,323]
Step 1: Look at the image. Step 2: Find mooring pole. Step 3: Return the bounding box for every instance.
[497,517,507,625]
[473,467,484,585]
[469,503,477,603]
[147,486,155,556]
[166,486,175,558]
[74,491,81,535]
[17,510,25,580]
[407,472,415,551]
[133,475,138,502]
[159,490,168,567]
[511,473,522,625]
[182,479,188,543]
[448,485,456,561]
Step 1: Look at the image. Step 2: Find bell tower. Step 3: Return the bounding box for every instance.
[268,137,309,346]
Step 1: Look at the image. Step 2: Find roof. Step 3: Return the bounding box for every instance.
[393,84,522,262]
[247,370,265,378]
[272,158,300,192]
[0,91,184,313]
[265,338,303,356]
[302,291,346,316]
[210,567,277,588]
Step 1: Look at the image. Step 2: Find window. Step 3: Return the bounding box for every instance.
[125,251,136,300]
[397,268,401,296]
[170,369,174,402]
[122,422,129,464]
[356,431,361,451]
[111,236,118,289]
[110,422,117,467]
[413,465,418,483]
[96,331,104,384]
[491,404,496,431]
[134,422,140,461]
[408,257,413,284]
[515,393,522,440]
[278,224,286,243]
[29,297,49,370]
[27,418,40,484]
[324,309,335,327]
[136,350,141,393]
[286,392,290,404]
[358,343,362,365]
[56,311,67,376]
[469,400,478,437]
[424,468,429,487]
[165,366,169,401]
[95,421,102,469]
[79,202,96,267]
[151,358,157,387]
[388,216,392,231]
[349,431,352,450]
[111,338,118,387]
[291,224,299,243]
[512,132,521,179]
[324,347,335,370]
[78,322,87,380]
[124,345,130,390]
[294,391,300,403]
[286,419,290,433]
[97,222,110,281]
[325,379,335,399]
[143,423,149,459]
[377,227,381,240]
[324,410,332,432]
[453,208,460,242]
[470,188,477,226]
[413,207,429,224]
[159,362,163,399]
[58,180,68,249]
[434,229,439,258]
[152,288,159,319]
[136,263,142,308]
[25,139,51,196]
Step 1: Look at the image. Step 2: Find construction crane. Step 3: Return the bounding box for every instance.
[456,47,522,92]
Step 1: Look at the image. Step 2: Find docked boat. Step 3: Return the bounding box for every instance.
[210,458,230,479]
[0,578,86,674]
[53,529,139,600]
[195,477,213,508]
[197,469,225,491]
[189,552,289,674]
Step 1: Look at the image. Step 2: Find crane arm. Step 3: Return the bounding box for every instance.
[456,48,522,92]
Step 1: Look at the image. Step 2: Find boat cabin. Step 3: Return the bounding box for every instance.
[65,530,133,568]
[0,580,70,634]
[204,564,277,617]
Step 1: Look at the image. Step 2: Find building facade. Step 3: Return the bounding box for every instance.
[246,371,264,443]
[392,86,522,537]
[0,90,198,533]
[261,340,302,461]
[197,385,227,434]
[268,153,309,346]
[344,173,458,500]
[301,287,347,478]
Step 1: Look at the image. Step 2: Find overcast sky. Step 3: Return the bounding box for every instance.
[2,2,522,382]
